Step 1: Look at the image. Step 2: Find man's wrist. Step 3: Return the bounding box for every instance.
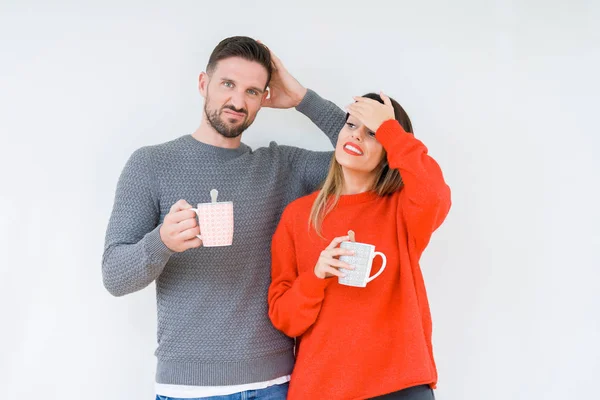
[293,87,308,107]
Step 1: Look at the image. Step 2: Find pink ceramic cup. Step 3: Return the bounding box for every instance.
[190,201,234,247]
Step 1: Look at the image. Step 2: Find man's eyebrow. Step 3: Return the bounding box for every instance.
[248,85,265,94]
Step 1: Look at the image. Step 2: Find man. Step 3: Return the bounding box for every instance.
[102,36,345,399]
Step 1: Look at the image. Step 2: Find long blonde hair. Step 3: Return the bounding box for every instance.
[308,92,413,236]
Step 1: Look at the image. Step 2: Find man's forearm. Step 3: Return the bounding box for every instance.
[296,89,346,147]
[102,225,173,297]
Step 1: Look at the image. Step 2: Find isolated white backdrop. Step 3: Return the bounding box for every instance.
[1,1,598,399]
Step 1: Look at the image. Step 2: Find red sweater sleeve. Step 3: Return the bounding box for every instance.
[268,208,333,337]
[376,119,452,253]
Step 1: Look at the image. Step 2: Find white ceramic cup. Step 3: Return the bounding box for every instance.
[338,241,387,287]
[190,201,234,247]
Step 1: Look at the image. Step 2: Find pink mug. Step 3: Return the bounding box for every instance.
[190,190,234,247]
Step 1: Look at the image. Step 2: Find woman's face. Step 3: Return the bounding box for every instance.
[335,115,385,175]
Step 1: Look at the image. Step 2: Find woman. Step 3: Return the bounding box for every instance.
[268,92,451,400]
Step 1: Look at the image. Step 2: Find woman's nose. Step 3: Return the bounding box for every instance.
[351,130,364,142]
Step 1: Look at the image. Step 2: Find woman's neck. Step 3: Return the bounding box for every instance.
[341,168,376,195]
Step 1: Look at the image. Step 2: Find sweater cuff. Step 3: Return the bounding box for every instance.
[295,88,324,117]
[296,270,334,300]
[144,225,175,265]
[375,119,410,148]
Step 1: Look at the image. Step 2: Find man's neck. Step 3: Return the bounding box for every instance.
[191,118,242,149]
[341,168,376,195]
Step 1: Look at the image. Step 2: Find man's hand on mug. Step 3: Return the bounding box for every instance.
[314,236,355,279]
[160,200,203,252]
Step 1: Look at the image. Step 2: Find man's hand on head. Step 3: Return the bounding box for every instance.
[259,41,307,109]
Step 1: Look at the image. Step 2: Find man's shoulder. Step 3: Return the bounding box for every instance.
[250,140,286,153]
[252,140,311,154]
[129,136,189,160]
[145,135,189,152]
[251,141,332,164]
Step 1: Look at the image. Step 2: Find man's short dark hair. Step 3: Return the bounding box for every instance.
[206,36,273,89]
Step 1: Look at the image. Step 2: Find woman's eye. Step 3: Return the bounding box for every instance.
[346,123,355,129]
[368,131,376,137]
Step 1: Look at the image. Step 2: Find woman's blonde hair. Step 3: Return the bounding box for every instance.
[309,93,413,236]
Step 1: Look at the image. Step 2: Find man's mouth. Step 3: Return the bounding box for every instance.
[222,108,247,119]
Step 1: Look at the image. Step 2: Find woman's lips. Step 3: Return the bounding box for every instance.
[343,142,364,156]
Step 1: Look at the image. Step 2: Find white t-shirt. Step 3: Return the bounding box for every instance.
[155,375,290,398]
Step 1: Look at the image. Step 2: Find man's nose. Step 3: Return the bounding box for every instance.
[229,90,246,111]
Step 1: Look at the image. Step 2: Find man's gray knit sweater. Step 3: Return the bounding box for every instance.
[102,90,345,386]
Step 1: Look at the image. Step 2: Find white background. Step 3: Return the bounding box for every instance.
[1,1,599,399]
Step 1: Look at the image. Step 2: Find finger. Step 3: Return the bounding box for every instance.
[177,217,198,230]
[326,248,355,258]
[352,96,381,105]
[380,91,392,107]
[262,96,274,108]
[326,235,351,250]
[169,199,193,214]
[346,105,367,121]
[266,47,283,68]
[323,257,354,270]
[258,40,282,71]
[346,102,371,115]
[323,266,346,278]
[183,237,203,249]
[170,209,197,224]
[178,226,201,241]
[271,52,283,70]
[347,101,372,111]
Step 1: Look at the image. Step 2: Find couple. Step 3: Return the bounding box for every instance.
[102,36,451,400]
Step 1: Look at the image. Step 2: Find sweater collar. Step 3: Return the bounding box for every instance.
[183,135,251,160]
[335,190,380,206]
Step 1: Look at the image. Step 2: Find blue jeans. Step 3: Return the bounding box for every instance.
[156,382,289,400]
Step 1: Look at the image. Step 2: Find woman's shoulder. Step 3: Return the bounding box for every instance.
[287,190,320,210]
[282,191,320,219]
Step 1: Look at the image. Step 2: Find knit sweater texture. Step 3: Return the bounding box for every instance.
[102,90,344,385]
[268,119,452,400]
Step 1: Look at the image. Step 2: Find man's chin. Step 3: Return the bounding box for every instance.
[217,127,245,139]
[224,119,244,127]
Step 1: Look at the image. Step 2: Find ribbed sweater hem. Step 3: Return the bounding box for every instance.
[156,349,295,386]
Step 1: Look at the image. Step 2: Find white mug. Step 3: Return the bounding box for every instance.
[338,241,387,287]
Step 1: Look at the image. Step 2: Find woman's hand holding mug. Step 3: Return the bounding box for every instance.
[314,236,355,279]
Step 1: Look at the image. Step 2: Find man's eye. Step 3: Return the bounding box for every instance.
[247,89,258,96]
[223,82,234,88]
[346,123,355,129]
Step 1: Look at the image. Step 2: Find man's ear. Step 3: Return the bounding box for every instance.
[199,72,209,98]
[260,88,270,106]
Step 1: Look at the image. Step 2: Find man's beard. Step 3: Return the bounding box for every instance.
[205,98,253,139]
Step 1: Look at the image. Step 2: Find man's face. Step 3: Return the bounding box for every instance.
[199,57,269,138]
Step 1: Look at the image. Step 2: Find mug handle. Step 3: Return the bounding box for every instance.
[366,252,387,283]
[189,208,203,240]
